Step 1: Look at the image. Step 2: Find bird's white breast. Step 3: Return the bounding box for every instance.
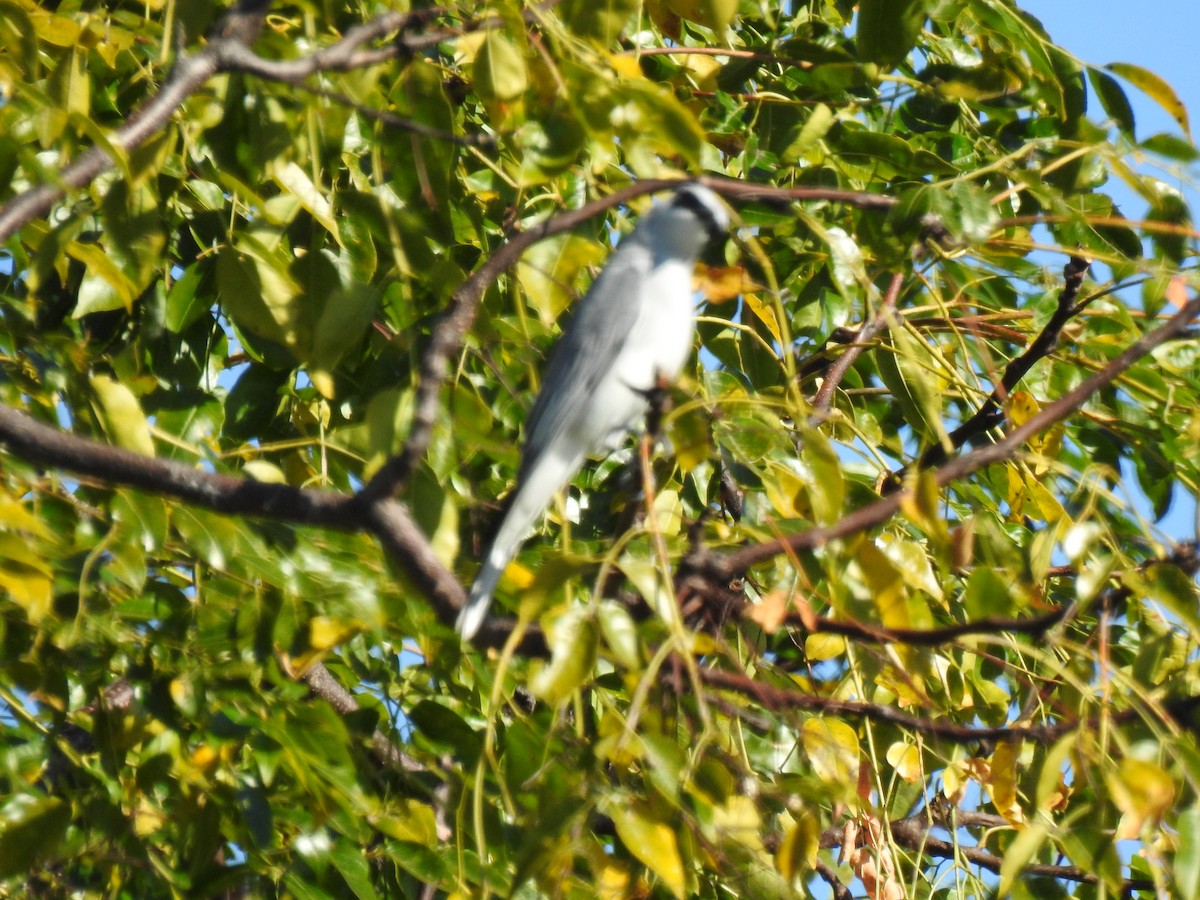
[581,257,695,448]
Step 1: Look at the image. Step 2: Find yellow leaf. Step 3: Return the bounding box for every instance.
[1108,758,1175,840]
[609,802,686,898]
[0,492,52,539]
[987,739,1026,826]
[89,373,155,457]
[697,264,759,303]
[801,718,859,787]
[309,616,362,651]
[741,289,782,346]
[1007,390,1040,427]
[597,864,632,900]
[0,566,52,623]
[805,633,846,661]
[886,742,923,783]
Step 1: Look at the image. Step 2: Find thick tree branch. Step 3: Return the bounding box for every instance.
[300,663,426,774]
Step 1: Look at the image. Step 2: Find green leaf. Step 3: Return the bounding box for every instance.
[963,565,1016,619]
[331,840,376,900]
[999,823,1050,896]
[1087,68,1136,137]
[0,795,70,878]
[68,241,137,315]
[474,31,528,102]
[529,606,599,704]
[856,0,926,68]
[1176,805,1200,899]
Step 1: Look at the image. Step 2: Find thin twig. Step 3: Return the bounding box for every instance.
[810,271,904,417]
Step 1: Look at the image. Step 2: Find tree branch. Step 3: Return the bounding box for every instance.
[698,666,1075,743]
[810,271,904,417]
[896,254,1092,478]
[0,0,271,244]
[719,288,1200,574]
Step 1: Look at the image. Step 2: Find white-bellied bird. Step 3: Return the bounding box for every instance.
[457,183,731,640]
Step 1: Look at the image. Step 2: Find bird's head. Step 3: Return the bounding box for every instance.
[647,182,731,261]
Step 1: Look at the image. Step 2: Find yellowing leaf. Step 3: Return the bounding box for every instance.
[372,800,440,846]
[597,601,640,669]
[776,807,820,881]
[801,718,859,787]
[988,739,1026,826]
[89,373,155,457]
[1109,758,1175,840]
[804,633,846,661]
[529,607,599,704]
[517,234,606,325]
[886,742,923,782]
[609,802,685,898]
[1107,62,1191,138]
[710,795,763,855]
[855,541,908,630]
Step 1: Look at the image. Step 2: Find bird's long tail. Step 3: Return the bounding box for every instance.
[456,448,584,640]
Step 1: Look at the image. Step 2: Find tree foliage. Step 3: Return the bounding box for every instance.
[1,0,1199,897]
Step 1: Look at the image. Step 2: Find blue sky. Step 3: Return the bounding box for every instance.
[1028,0,1199,144]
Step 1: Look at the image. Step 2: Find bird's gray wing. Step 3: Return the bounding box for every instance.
[518,242,652,475]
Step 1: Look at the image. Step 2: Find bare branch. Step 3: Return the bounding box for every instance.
[698,666,1075,743]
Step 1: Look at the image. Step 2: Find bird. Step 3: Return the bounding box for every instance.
[456,183,731,641]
